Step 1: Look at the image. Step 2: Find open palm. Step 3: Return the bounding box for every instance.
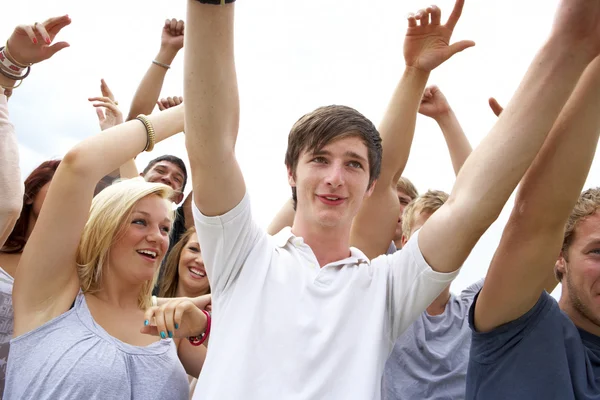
[404,1,474,72]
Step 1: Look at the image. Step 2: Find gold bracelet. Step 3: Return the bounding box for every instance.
[136,114,156,152]
[4,41,32,68]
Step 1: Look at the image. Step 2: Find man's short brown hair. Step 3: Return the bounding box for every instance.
[396,176,418,200]
[284,105,382,208]
[402,190,449,239]
[556,187,600,281]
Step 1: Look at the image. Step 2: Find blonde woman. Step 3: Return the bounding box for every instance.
[7,54,208,400]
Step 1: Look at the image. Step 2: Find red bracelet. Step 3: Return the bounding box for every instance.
[188,310,211,346]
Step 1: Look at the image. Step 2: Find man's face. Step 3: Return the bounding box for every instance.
[394,190,414,242]
[288,136,374,230]
[559,211,600,328]
[142,161,185,203]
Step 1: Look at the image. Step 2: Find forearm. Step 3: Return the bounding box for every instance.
[0,95,23,247]
[64,105,184,183]
[185,1,239,158]
[377,67,429,187]
[513,56,600,229]
[418,38,595,273]
[126,48,177,121]
[447,39,593,228]
[435,110,472,176]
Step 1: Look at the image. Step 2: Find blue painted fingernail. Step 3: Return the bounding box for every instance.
[160,331,166,339]
[144,320,149,326]
[175,323,179,330]
[168,331,173,338]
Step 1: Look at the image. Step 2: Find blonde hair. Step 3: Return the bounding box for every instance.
[402,189,449,239]
[396,176,418,200]
[77,178,174,309]
[557,187,600,281]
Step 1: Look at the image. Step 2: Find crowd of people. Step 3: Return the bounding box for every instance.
[1,0,600,399]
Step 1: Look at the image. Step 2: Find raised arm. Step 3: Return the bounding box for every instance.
[0,16,71,246]
[419,85,472,175]
[473,56,600,332]
[350,1,474,259]
[126,19,184,121]
[14,101,184,335]
[88,79,139,187]
[0,93,22,248]
[417,0,600,273]
[185,1,244,216]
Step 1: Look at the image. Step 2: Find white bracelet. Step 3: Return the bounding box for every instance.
[151,295,158,307]
[152,59,171,70]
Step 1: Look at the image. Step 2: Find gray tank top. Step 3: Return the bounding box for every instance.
[4,292,189,399]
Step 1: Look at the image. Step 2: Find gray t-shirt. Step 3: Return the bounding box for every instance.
[382,279,484,400]
[5,292,189,399]
[0,267,13,398]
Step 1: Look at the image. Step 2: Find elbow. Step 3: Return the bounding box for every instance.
[61,145,92,177]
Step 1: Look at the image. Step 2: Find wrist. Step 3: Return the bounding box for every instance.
[0,75,16,89]
[434,109,455,125]
[403,65,430,81]
[155,48,178,65]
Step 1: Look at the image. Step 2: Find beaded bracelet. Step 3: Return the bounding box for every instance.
[188,309,211,346]
[135,115,156,152]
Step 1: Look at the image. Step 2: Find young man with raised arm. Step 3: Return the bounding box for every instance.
[466,6,600,398]
[182,0,595,398]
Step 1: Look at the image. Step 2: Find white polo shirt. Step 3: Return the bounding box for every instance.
[192,193,459,400]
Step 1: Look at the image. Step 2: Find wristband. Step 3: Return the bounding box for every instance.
[188,309,211,346]
[196,0,236,4]
[0,47,25,75]
[152,60,171,70]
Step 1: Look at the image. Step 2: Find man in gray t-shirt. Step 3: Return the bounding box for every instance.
[382,190,484,400]
[382,278,483,400]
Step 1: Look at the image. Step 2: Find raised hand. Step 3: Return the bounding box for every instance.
[419,85,451,119]
[157,96,183,111]
[141,295,211,339]
[89,79,123,131]
[6,15,71,66]
[404,1,474,72]
[488,97,504,117]
[161,19,185,52]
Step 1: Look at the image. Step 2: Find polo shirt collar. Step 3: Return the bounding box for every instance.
[272,227,370,266]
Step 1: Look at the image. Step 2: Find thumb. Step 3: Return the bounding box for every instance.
[47,41,70,57]
[448,40,475,57]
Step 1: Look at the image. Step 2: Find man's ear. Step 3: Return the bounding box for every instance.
[400,233,408,248]
[555,251,567,281]
[287,166,296,187]
[365,179,377,198]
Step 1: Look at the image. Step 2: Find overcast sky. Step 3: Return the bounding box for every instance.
[6,0,591,297]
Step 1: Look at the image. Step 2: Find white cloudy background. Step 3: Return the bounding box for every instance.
[4,0,592,297]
